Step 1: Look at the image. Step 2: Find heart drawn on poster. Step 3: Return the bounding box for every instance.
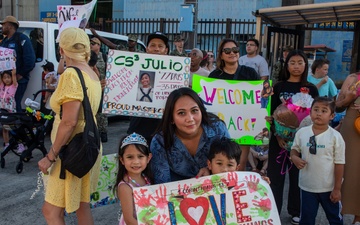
[180,197,209,225]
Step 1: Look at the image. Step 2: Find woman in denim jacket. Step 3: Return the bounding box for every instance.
[150,87,230,184]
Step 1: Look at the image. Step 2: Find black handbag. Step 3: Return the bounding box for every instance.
[58,67,100,179]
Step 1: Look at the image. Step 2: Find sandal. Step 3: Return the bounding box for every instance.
[252,168,259,173]
[259,169,267,176]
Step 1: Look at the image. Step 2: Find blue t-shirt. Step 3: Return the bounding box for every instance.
[307,75,338,98]
[150,120,230,184]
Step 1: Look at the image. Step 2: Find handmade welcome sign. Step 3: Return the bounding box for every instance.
[90,153,118,208]
[192,75,271,145]
[102,50,190,118]
[0,47,15,72]
[133,172,280,225]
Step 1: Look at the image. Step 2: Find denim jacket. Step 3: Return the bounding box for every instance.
[150,120,230,184]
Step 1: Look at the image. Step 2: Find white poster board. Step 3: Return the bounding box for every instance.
[102,50,190,118]
[134,172,280,225]
[0,47,16,72]
[193,75,271,145]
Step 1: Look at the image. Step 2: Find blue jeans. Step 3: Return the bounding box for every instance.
[261,97,268,108]
[300,190,343,225]
[15,81,28,112]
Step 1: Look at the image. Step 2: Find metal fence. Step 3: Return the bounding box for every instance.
[101,18,257,55]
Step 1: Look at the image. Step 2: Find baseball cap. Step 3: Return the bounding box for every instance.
[90,37,101,45]
[0,16,19,29]
[147,31,168,47]
[174,35,184,42]
[128,34,138,42]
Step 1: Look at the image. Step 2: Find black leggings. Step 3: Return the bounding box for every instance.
[267,135,300,217]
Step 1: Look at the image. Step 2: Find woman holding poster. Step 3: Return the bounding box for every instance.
[150,87,230,184]
[209,38,260,171]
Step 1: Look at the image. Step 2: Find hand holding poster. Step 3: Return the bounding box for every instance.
[102,50,190,118]
[0,47,16,72]
[133,172,280,225]
[192,75,271,145]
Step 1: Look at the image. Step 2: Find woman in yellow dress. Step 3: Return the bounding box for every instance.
[38,27,102,225]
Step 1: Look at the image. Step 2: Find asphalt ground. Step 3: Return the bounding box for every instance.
[0,116,354,225]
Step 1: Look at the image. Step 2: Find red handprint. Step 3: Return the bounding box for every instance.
[222,172,245,190]
[133,188,153,208]
[154,185,168,209]
[245,174,261,193]
[177,183,191,198]
[152,214,170,225]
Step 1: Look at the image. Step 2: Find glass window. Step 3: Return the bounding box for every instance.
[18,27,44,62]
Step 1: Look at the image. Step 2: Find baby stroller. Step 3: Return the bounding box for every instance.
[0,89,54,173]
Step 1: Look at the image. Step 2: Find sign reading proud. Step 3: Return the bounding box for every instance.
[103,50,190,118]
[192,75,271,145]
[133,172,280,225]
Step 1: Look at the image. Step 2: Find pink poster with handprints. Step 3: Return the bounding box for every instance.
[133,172,280,225]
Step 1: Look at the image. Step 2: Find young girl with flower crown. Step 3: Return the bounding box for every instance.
[114,132,153,225]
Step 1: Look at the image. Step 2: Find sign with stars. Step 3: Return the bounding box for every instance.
[90,153,118,208]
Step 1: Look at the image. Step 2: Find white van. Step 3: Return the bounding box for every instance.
[13,21,146,107]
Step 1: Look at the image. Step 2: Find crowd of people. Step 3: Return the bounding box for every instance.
[0,14,359,225]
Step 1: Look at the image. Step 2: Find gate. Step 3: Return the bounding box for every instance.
[265,26,305,77]
[103,18,258,55]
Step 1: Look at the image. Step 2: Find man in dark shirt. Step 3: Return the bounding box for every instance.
[0,16,36,112]
[127,31,169,144]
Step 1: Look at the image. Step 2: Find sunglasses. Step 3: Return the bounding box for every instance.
[222,47,239,54]
[309,135,316,155]
[208,54,214,58]
[90,42,99,46]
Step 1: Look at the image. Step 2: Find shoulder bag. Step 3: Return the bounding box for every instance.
[58,66,100,179]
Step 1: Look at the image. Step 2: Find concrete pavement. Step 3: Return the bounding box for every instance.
[0,117,354,224]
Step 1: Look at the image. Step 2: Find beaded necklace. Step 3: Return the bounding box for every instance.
[127,173,151,187]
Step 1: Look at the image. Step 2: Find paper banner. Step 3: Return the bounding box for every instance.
[90,153,119,208]
[192,75,271,145]
[56,0,97,41]
[133,172,280,225]
[102,50,190,118]
[57,0,97,29]
[0,47,15,72]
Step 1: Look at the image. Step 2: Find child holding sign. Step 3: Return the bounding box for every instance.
[290,97,345,225]
[0,68,18,150]
[114,132,153,225]
[207,136,271,184]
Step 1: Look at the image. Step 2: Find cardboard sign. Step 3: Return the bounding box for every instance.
[133,172,280,225]
[102,50,190,118]
[90,153,119,208]
[0,47,15,72]
[192,75,271,145]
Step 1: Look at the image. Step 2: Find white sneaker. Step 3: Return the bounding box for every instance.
[3,143,9,151]
[291,216,300,225]
[16,143,26,154]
